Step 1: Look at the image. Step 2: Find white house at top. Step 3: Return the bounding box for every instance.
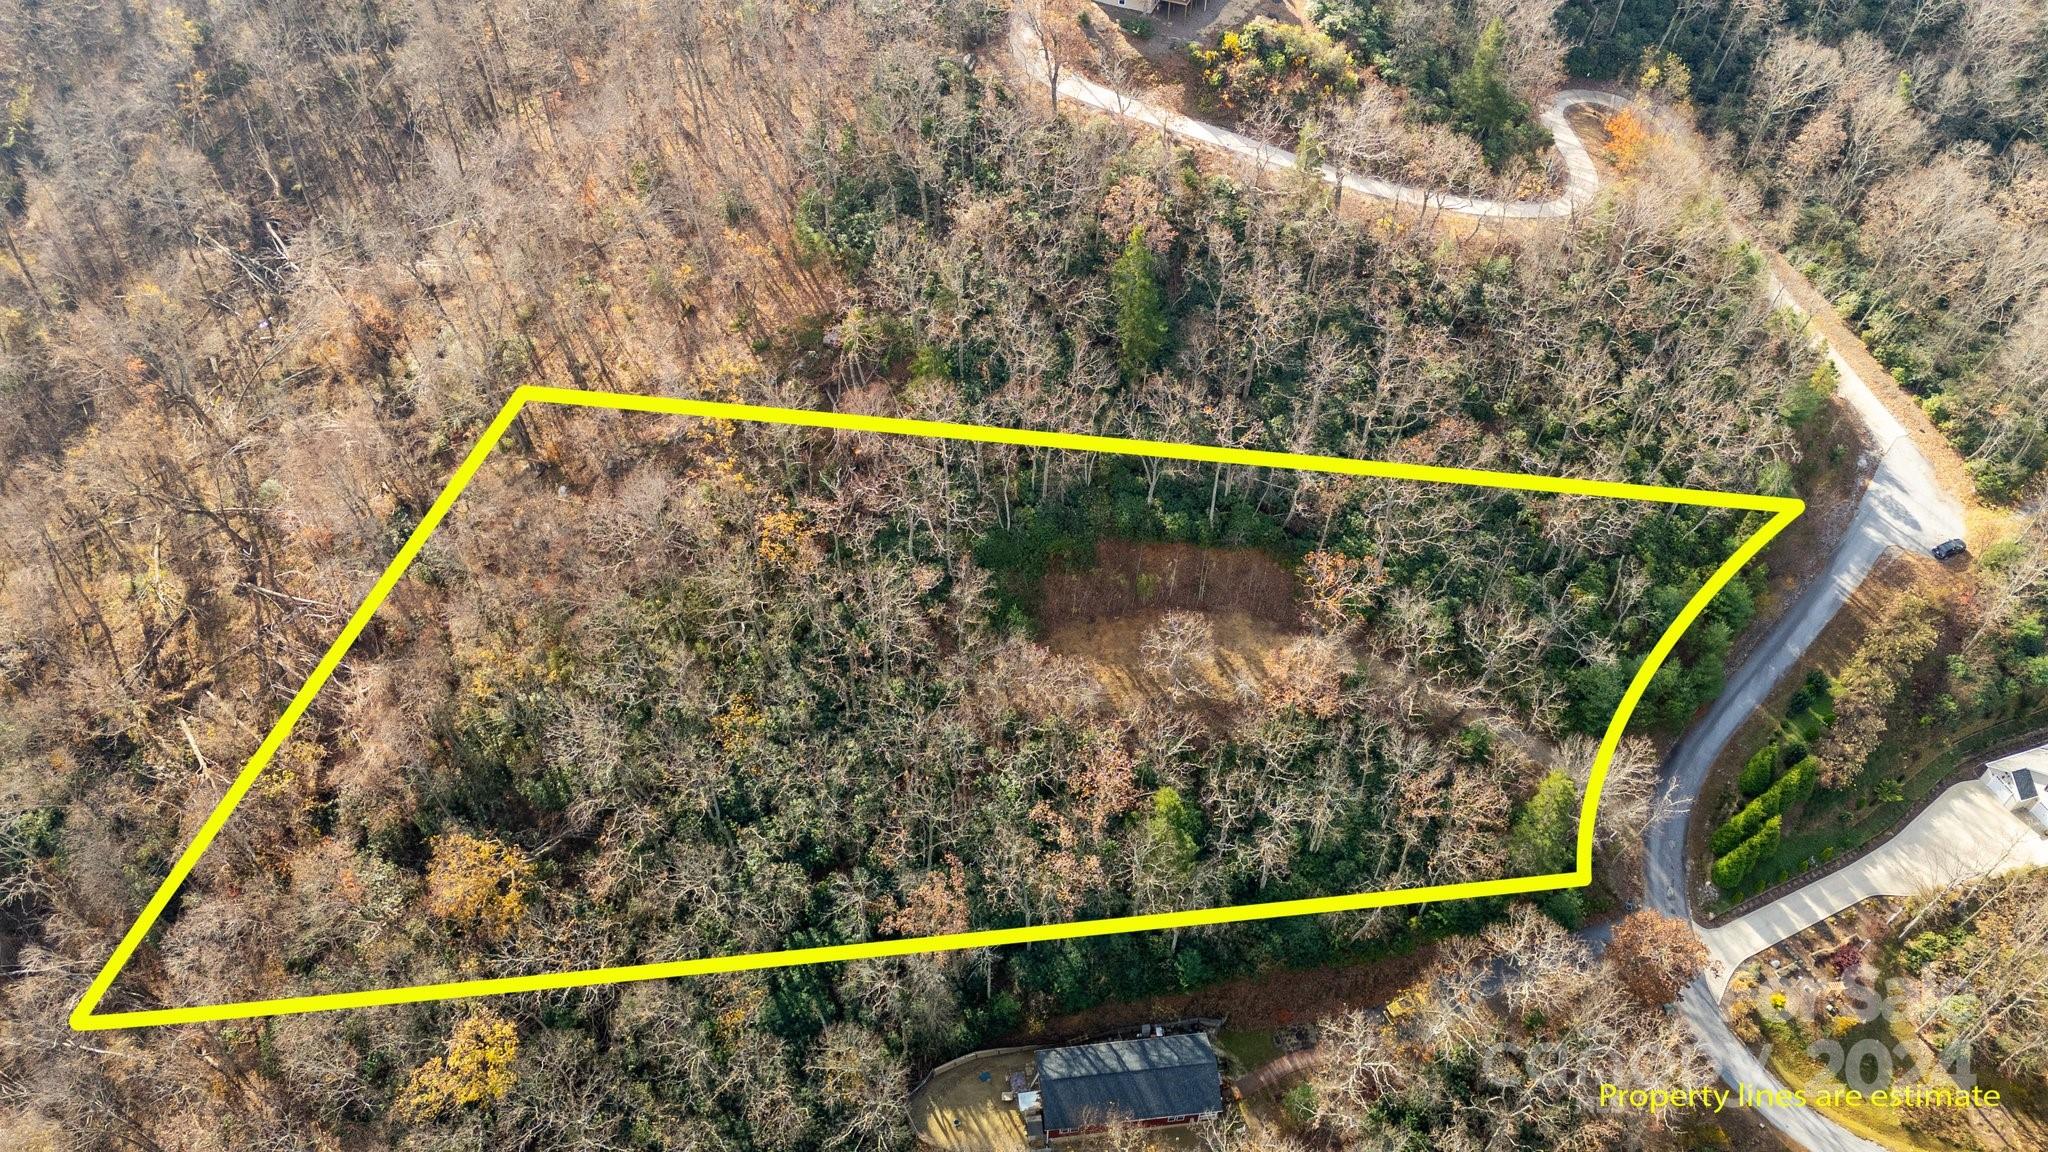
[1981,744,2048,836]
[1092,0,1202,16]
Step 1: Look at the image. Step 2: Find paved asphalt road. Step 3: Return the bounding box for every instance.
[1009,20,1970,1148]
[1009,14,1625,218]
[1643,277,1963,1152]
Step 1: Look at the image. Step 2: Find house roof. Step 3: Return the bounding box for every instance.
[1987,746,2048,803]
[1036,1033,1219,1133]
[1988,744,2048,774]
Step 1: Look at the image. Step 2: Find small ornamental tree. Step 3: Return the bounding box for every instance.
[1607,909,1709,1007]
[1603,108,1654,172]
[1712,758,1818,854]
[1781,756,1819,805]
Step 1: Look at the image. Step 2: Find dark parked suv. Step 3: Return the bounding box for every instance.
[1932,538,1967,560]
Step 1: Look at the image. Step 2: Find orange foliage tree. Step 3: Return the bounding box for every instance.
[1603,109,1655,174]
[1606,909,1708,1007]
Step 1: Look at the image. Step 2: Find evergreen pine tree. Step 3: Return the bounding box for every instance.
[1112,226,1168,382]
[1450,19,1549,170]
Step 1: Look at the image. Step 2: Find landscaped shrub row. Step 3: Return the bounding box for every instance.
[1710,757,1818,856]
[1738,733,1809,799]
[1712,815,1782,890]
[1738,742,1778,797]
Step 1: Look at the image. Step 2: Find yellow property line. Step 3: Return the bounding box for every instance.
[71,385,1803,1030]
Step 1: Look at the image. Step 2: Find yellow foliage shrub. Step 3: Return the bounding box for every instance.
[395,1014,518,1121]
[755,508,819,573]
[713,692,768,758]
[425,833,533,942]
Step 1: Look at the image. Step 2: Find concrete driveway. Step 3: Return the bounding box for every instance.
[1699,779,2048,995]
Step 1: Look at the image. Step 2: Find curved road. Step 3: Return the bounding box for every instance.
[1011,15,1624,218]
[1646,271,1962,1152]
[1011,17,1968,1150]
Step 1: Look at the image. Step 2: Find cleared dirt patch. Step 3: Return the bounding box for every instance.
[910,1049,1035,1151]
[1039,540,1302,631]
[1038,541,1330,720]
[1045,608,1327,719]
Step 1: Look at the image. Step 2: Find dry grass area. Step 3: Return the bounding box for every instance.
[1045,608,1329,721]
[1039,540,1562,771]
[1758,396,1879,601]
[910,1051,1035,1152]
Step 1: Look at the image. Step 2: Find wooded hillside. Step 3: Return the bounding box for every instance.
[1559,0,2048,498]
[0,2,2035,1150]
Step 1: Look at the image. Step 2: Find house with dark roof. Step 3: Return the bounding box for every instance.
[1983,745,2048,836]
[1019,1031,1222,1144]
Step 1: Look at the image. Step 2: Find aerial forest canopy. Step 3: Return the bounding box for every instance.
[1557,0,2048,499]
[0,0,1881,1148]
[135,402,1723,1019]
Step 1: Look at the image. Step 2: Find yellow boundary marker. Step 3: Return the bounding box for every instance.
[71,385,1803,1030]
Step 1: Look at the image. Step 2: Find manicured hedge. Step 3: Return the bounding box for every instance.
[1712,796,1770,855]
[1711,758,1818,854]
[1712,816,1781,891]
[1739,741,1779,797]
[1779,756,1819,805]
